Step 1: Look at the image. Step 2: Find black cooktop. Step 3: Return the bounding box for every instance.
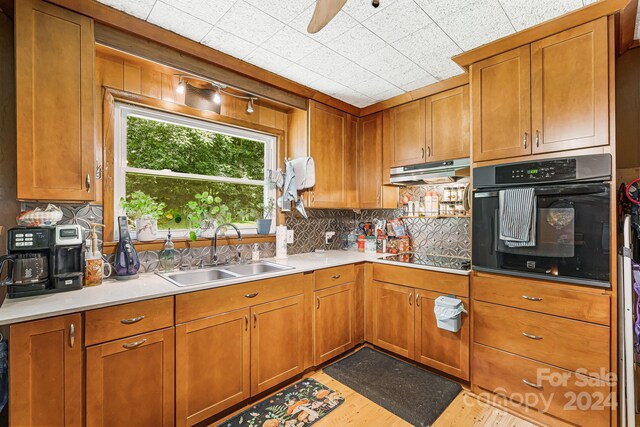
[383,253,471,271]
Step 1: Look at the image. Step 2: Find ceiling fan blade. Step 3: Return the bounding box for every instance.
[307,0,347,34]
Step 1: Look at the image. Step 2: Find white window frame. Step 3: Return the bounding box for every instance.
[114,102,277,239]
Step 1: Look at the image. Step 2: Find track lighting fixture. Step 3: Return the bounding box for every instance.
[173,74,258,112]
[213,88,222,104]
[246,98,255,114]
[176,78,186,95]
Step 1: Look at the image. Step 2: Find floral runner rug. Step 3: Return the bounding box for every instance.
[216,378,344,427]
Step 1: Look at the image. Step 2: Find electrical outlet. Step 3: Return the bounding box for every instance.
[286,229,294,244]
[325,231,335,244]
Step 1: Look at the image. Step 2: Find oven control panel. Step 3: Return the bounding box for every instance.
[495,159,577,184]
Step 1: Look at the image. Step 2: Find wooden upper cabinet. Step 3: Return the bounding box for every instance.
[426,86,470,161]
[371,281,415,359]
[388,99,426,167]
[15,0,95,201]
[10,314,82,427]
[531,18,609,154]
[471,46,531,162]
[308,101,355,208]
[86,328,175,427]
[358,113,383,208]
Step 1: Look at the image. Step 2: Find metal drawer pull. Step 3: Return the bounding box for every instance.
[316,297,320,309]
[521,295,543,302]
[245,315,248,331]
[522,332,543,340]
[409,292,413,306]
[522,379,543,389]
[535,130,540,147]
[421,147,425,158]
[245,292,259,298]
[253,312,257,328]
[86,174,91,192]
[415,293,420,306]
[523,132,528,148]
[331,274,341,280]
[121,315,145,324]
[69,323,75,348]
[123,338,147,349]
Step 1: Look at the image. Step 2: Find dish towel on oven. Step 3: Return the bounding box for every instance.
[499,188,536,247]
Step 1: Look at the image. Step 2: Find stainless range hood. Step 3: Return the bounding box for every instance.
[390,158,470,185]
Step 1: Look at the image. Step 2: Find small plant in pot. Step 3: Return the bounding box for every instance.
[119,191,166,242]
[185,192,231,241]
[256,198,275,235]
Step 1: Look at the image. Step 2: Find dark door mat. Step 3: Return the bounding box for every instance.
[215,378,344,427]
[323,347,461,427]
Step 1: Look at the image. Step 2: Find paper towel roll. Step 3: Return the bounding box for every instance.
[275,225,288,259]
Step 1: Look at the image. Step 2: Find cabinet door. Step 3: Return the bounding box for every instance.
[175,309,250,427]
[251,295,305,395]
[371,281,414,359]
[426,86,470,161]
[414,292,469,380]
[471,46,531,162]
[389,99,426,167]
[358,113,383,208]
[86,329,175,427]
[314,283,355,365]
[531,18,608,154]
[309,101,351,208]
[15,0,95,201]
[10,314,82,427]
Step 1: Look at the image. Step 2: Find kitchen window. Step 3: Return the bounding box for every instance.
[114,103,276,238]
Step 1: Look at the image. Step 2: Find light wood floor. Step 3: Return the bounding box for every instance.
[214,370,538,427]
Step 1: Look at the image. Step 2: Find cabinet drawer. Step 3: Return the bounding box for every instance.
[373,263,468,296]
[85,297,174,346]
[473,272,610,325]
[473,344,610,427]
[176,274,305,323]
[474,301,609,373]
[315,265,355,290]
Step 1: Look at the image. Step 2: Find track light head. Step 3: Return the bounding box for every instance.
[246,98,254,114]
[213,88,222,104]
[176,78,186,95]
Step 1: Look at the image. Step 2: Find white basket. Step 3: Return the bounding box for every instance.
[434,296,466,333]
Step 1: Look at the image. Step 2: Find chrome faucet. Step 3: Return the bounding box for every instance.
[212,223,242,266]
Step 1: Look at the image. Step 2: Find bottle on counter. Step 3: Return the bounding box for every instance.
[160,229,175,272]
[418,196,425,215]
[251,243,260,262]
[84,223,109,286]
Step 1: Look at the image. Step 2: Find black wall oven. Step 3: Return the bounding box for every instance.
[472,154,612,288]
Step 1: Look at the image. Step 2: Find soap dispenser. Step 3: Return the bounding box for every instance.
[160,229,175,272]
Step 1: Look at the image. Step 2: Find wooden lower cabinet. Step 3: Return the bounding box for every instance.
[314,283,355,365]
[371,281,415,359]
[251,295,305,395]
[415,292,470,380]
[9,314,82,427]
[175,309,250,427]
[86,328,175,427]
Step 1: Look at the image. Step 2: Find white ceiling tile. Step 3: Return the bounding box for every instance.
[350,74,399,98]
[307,77,350,96]
[201,27,257,59]
[329,61,378,87]
[290,7,359,44]
[371,87,405,102]
[382,61,433,88]
[244,0,314,23]
[279,64,323,87]
[165,0,236,25]
[147,1,212,42]
[357,45,414,80]
[329,24,388,61]
[400,74,438,91]
[217,1,285,45]
[262,26,322,62]
[416,0,514,50]
[244,48,292,74]
[363,0,433,43]
[298,46,351,77]
[499,0,583,32]
[342,0,399,22]
[98,0,156,20]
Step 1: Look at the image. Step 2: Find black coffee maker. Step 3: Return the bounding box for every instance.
[0,225,84,299]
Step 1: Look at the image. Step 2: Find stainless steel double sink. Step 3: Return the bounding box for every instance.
[157,261,294,287]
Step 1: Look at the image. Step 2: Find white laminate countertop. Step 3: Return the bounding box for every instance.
[0,251,470,325]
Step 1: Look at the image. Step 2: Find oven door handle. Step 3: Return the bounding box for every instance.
[533,184,608,197]
[474,191,498,198]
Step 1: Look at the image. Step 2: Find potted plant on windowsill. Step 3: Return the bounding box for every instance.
[119,191,166,242]
[185,192,231,241]
[256,198,275,235]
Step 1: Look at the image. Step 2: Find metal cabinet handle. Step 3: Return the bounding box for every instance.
[522,379,543,389]
[311,192,315,204]
[426,146,431,157]
[409,292,413,306]
[245,315,248,331]
[121,315,145,324]
[316,297,320,309]
[245,292,259,298]
[522,332,543,340]
[415,293,420,306]
[522,295,543,301]
[331,274,341,280]
[86,174,91,192]
[420,147,425,158]
[253,312,257,328]
[122,338,147,349]
[523,132,528,148]
[535,130,540,147]
[69,323,75,348]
